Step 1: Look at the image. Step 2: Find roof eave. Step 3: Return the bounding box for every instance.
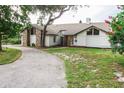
[74,25,109,35]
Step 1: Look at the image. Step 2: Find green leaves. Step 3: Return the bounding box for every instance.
[0,5,31,51]
[0,5,31,34]
[109,5,124,55]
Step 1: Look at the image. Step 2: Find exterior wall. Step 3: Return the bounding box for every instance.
[35,29,42,48]
[30,35,36,46]
[21,26,111,48]
[86,31,111,48]
[45,36,49,47]
[45,35,61,47]
[21,30,30,47]
[73,29,111,48]
[73,30,87,46]
[21,28,42,48]
[66,36,74,46]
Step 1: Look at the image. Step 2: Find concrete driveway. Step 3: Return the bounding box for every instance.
[0,45,67,88]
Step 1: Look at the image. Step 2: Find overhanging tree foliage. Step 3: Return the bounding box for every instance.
[105,5,124,55]
[32,5,77,47]
[0,5,31,51]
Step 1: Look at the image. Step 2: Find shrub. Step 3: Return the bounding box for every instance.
[2,37,21,44]
[105,5,124,55]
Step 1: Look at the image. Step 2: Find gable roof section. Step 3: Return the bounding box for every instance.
[48,22,111,35]
[48,23,91,35]
[75,25,109,35]
[31,22,111,35]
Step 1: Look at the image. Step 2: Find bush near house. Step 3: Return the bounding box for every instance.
[45,47,124,88]
[0,48,21,65]
[2,37,21,45]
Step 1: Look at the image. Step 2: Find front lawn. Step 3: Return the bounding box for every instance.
[44,47,124,88]
[0,48,21,65]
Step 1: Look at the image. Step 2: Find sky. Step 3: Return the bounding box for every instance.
[29,5,121,24]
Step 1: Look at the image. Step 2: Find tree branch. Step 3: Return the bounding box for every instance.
[45,13,53,26]
[50,6,71,22]
[44,6,72,26]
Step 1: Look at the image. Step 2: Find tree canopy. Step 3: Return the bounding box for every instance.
[0,5,32,51]
[105,5,124,54]
[32,5,76,25]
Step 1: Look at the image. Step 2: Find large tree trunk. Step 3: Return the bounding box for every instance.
[40,6,72,47]
[0,34,2,51]
[41,26,47,47]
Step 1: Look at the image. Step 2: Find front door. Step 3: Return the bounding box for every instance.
[60,36,73,46]
[66,36,73,46]
[60,37,64,46]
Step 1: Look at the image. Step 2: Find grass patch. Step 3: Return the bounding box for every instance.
[44,47,124,88]
[0,48,22,65]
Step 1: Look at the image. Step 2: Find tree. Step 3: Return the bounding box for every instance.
[0,5,31,51]
[105,5,124,55]
[32,5,77,47]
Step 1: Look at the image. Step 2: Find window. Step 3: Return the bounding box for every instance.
[87,29,92,35]
[31,28,34,35]
[53,36,56,43]
[74,36,77,42]
[31,28,36,35]
[94,28,99,35]
[86,28,100,35]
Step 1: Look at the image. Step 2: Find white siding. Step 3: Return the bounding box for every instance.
[86,31,111,48]
[73,31,86,46]
[45,35,61,47]
[73,30,111,48]
[45,36,49,47]
[30,35,36,46]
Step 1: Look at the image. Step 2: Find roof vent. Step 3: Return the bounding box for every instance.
[86,17,91,24]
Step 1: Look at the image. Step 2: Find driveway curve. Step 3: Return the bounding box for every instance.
[0,45,67,88]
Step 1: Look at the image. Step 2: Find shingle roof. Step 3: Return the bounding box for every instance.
[32,24,57,35]
[32,22,111,35]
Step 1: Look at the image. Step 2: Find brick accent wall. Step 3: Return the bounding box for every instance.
[22,28,42,48]
[22,29,30,46]
[36,29,42,48]
[22,30,28,46]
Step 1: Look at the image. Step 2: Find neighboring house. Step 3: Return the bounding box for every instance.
[21,22,111,48]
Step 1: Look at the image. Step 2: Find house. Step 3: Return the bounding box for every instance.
[21,22,111,48]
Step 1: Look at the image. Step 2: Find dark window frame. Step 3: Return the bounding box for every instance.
[74,35,77,42]
[87,28,92,35]
[31,28,36,35]
[93,28,99,35]
[86,28,100,35]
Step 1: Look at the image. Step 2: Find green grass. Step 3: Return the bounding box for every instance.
[44,47,124,88]
[0,48,22,65]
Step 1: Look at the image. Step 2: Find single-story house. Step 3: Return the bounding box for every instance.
[21,22,111,48]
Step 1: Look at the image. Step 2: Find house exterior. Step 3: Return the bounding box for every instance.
[21,22,111,48]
